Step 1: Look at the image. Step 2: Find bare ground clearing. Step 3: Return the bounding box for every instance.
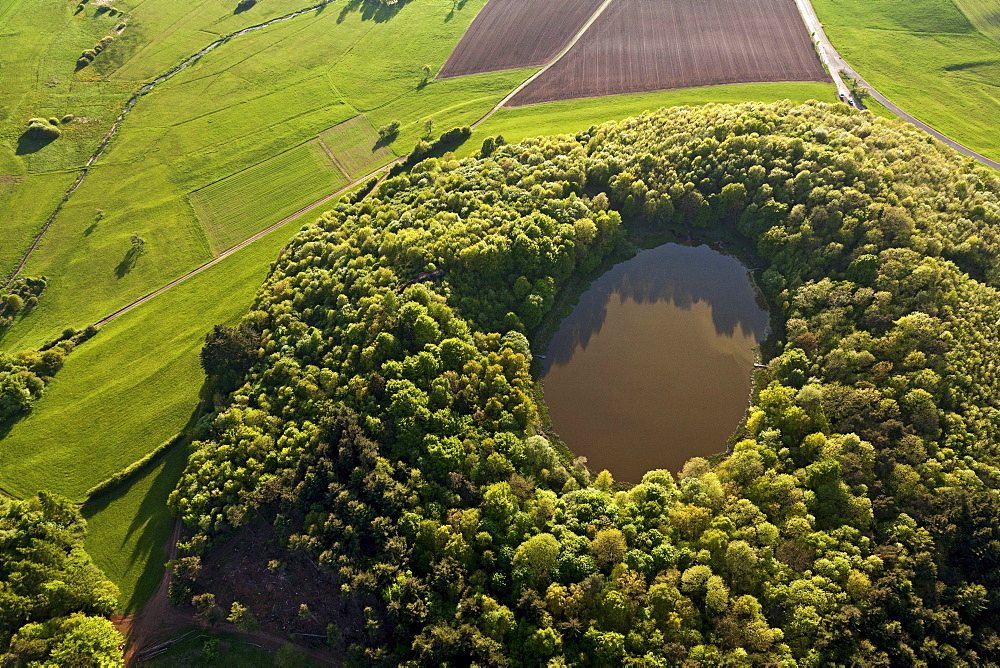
[437,0,605,78]
[508,0,827,106]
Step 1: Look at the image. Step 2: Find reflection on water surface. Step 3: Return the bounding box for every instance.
[542,243,769,482]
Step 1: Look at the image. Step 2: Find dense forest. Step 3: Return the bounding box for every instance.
[0,493,123,665]
[165,100,1000,664]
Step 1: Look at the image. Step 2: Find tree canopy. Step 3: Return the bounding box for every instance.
[170,100,1000,664]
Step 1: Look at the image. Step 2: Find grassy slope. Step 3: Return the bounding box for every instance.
[0,172,79,278]
[462,82,838,156]
[0,213,294,501]
[190,139,347,253]
[813,0,1000,161]
[83,443,188,613]
[1,0,505,351]
[951,0,1000,41]
[319,115,395,179]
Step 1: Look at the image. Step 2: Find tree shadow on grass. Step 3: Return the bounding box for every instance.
[337,0,412,24]
[81,399,207,612]
[115,246,143,278]
[233,0,256,14]
[82,443,189,612]
[15,131,58,155]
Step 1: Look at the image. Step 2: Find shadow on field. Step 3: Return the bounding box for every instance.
[15,131,58,155]
[337,0,411,24]
[115,246,143,278]
[83,443,188,612]
[82,398,206,612]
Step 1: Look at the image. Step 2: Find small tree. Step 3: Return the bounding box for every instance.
[130,233,146,255]
[423,117,434,139]
[377,120,401,143]
[846,76,870,104]
[228,601,260,632]
[422,63,433,83]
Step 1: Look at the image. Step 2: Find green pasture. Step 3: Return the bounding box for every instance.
[463,82,839,156]
[319,115,395,178]
[813,0,1000,162]
[189,140,346,253]
[83,443,188,613]
[1,0,500,351]
[0,172,79,278]
[0,189,350,502]
[952,0,1000,41]
[0,0,133,175]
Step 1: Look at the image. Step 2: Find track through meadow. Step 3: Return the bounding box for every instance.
[2,0,339,290]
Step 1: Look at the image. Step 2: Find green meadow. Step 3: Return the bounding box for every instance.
[464,82,838,155]
[189,139,347,253]
[0,211,294,502]
[83,443,189,613]
[1,0,513,351]
[813,0,1000,161]
[319,115,395,179]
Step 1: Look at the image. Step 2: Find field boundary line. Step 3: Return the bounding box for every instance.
[795,0,1000,171]
[1,0,339,289]
[93,158,403,327]
[471,0,616,127]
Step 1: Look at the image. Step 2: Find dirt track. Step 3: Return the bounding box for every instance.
[438,0,605,78]
[508,0,827,107]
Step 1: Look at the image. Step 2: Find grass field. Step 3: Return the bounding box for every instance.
[466,82,838,155]
[0,184,355,503]
[813,0,1000,162]
[319,116,395,179]
[189,140,347,253]
[0,172,80,278]
[1,0,502,352]
[952,0,1000,41]
[83,443,188,613]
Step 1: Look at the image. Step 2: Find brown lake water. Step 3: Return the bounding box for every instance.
[542,243,769,482]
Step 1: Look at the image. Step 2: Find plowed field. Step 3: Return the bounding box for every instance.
[508,0,827,106]
[437,0,605,78]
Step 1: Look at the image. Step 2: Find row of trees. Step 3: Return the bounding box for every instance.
[172,100,1000,663]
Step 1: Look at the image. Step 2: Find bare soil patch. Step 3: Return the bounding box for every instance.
[437,0,604,78]
[508,0,827,107]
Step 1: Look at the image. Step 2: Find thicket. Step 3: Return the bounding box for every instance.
[170,101,1000,664]
[0,493,123,666]
[76,35,115,69]
[0,276,46,328]
[23,118,61,142]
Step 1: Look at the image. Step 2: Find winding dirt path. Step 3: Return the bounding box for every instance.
[794,0,1000,171]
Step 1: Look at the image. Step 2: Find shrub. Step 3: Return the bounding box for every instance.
[377,120,401,143]
[24,118,61,141]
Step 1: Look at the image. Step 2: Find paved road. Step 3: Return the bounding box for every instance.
[795,0,1000,171]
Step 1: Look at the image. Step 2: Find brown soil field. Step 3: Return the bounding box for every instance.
[437,0,605,78]
[507,0,828,107]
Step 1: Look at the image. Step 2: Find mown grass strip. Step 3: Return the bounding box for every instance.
[318,115,395,179]
[189,140,348,254]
